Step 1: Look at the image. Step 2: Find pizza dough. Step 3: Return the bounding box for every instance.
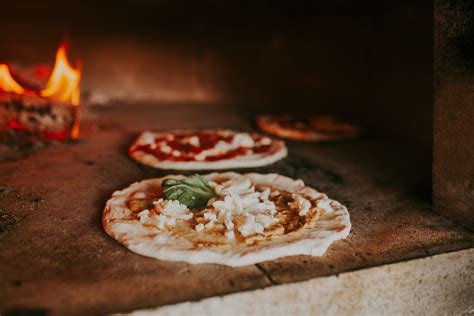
[103,172,351,267]
[129,130,287,170]
[257,115,362,141]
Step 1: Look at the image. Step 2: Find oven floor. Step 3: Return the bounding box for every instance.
[1,104,473,315]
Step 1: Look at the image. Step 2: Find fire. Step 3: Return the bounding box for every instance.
[0,64,25,94]
[40,44,81,106]
[0,43,82,140]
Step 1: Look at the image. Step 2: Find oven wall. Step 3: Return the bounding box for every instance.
[2,1,432,146]
[434,0,474,230]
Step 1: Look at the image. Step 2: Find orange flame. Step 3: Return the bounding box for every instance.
[0,44,82,140]
[40,44,81,106]
[0,64,25,94]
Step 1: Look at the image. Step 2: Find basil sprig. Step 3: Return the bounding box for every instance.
[162,174,217,209]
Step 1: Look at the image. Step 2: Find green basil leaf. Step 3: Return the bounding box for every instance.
[162,174,217,209]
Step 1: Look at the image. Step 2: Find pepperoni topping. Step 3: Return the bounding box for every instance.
[133,131,273,162]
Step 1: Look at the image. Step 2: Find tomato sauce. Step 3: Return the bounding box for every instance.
[134,131,272,162]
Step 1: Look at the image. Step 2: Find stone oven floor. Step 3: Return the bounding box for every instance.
[1,104,473,315]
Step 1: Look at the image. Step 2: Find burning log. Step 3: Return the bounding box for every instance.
[0,91,78,143]
[0,43,81,160]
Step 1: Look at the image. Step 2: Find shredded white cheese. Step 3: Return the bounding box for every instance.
[153,199,193,220]
[139,199,192,230]
[225,230,235,239]
[260,188,271,200]
[270,190,280,197]
[145,176,314,239]
[203,211,218,229]
[224,217,234,230]
[132,192,147,199]
[156,214,176,229]
[207,177,282,238]
[238,214,264,237]
[204,212,217,222]
[317,199,333,211]
[195,223,205,232]
[290,194,312,216]
[137,209,150,223]
[256,213,279,228]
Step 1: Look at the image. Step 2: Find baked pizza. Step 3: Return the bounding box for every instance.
[257,115,362,141]
[128,129,287,170]
[103,172,351,266]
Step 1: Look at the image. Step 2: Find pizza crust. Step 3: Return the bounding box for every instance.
[103,173,351,267]
[129,130,288,170]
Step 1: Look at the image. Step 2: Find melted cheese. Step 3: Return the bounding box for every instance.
[160,143,172,154]
[138,133,156,146]
[183,135,200,147]
[194,133,255,161]
[258,136,272,146]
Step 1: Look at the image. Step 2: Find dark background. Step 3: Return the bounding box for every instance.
[1,0,432,146]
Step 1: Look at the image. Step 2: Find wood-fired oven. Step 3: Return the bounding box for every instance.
[0,1,473,315]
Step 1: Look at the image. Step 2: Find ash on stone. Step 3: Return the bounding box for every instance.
[0,209,19,238]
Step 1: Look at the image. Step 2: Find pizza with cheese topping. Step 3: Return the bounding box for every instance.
[128,130,287,170]
[102,172,351,266]
[257,115,362,141]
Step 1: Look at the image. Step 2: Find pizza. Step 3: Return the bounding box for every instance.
[128,129,287,170]
[257,115,362,141]
[102,172,351,266]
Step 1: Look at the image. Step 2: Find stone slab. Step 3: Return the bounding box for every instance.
[141,248,474,315]
[0,104,473,315]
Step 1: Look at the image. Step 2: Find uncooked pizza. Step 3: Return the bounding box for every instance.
[103,172,351,266]
[128,129,287,170]
[257,115,362,141]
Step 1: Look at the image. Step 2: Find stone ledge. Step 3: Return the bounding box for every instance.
[129,248,474,315]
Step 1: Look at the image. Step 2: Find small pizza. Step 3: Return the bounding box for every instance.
[128,129,287,170]
[103,173,351,266]
[257,115,362,141]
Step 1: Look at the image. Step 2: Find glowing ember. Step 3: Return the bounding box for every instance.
[0,64,25,94]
